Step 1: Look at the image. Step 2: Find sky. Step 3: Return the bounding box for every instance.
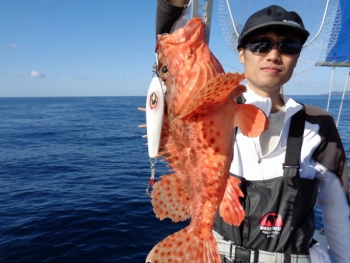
[1,0,349,97]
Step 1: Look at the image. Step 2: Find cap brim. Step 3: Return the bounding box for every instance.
[238,22,310,49]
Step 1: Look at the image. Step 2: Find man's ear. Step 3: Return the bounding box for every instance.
[238,48,245,64]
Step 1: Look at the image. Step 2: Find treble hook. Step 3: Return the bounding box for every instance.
[146,157,157,197]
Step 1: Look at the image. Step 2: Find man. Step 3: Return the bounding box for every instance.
[156,1,350,262]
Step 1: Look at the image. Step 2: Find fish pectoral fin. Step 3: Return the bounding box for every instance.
[146,227,221,263]
[178,72,246,119]
[234,104,269,137]
[219,176,245,226]
[151,174,191,222]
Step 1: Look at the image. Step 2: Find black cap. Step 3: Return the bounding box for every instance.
[237,5,310,49]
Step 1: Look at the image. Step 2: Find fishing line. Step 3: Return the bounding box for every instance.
[220,63,244,73]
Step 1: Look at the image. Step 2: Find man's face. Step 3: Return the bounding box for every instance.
[238,31,300,97]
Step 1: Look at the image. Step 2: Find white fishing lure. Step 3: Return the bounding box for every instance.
[146,76,165,158]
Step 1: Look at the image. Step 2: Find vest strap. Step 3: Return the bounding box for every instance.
[283,107,306,169]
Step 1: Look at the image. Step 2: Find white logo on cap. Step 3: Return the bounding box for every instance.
[283,19,301,26]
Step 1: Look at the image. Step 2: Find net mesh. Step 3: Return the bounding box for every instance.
[218,0,342,77]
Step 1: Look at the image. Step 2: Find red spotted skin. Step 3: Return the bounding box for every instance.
[146,18,268,263]
[177,115,232,236]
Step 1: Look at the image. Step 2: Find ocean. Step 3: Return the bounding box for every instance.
[0,95,349,263]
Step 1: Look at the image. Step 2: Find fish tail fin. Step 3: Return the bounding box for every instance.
[146,227,221,263]
[234,104,269,137]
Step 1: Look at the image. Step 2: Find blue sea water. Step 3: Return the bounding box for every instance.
[0,96,349,263]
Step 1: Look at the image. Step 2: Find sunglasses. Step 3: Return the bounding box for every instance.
[244,40,302,55]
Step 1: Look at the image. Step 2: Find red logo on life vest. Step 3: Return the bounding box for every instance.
[260,212,283,238]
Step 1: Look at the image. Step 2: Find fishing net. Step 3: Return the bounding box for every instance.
[218,0,342,77]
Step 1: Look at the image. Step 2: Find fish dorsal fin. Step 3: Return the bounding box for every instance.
[178,72,246,119]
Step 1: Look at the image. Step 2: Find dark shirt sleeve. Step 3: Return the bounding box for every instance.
[156,0,185,37]
[305,105,350,203]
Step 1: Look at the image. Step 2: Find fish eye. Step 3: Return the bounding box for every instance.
[161,66,168,73]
